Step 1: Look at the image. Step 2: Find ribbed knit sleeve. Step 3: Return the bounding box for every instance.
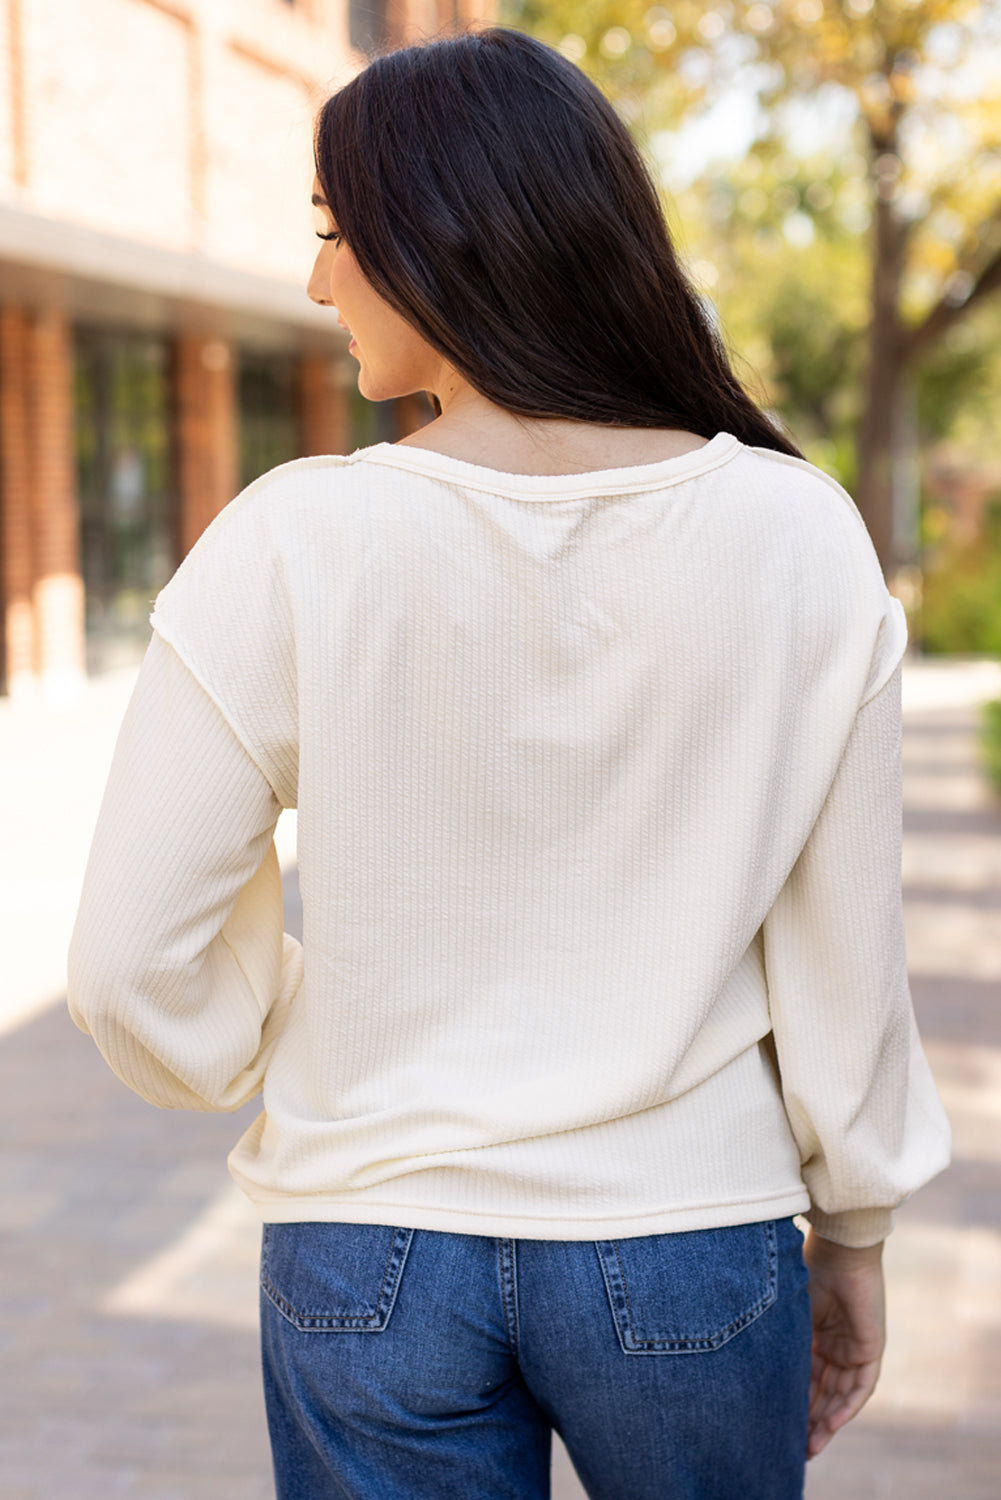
[149,467,300,809]
[762,660,951,1246]
[67,632,303,1110]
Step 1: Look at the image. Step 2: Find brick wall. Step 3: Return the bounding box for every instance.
[0,304,85,702]
[3,0,351,267]
[0,0,494,694]
[2,0,495,274]
[174,336,239,557]
[298,354,349,458]
[0,307,34,697]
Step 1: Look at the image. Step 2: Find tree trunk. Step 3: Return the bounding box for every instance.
[855,152,908,576]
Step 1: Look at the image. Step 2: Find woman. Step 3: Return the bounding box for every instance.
[69,27,950,1500]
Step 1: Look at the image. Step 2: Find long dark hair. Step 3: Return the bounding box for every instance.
[314,27,801,456]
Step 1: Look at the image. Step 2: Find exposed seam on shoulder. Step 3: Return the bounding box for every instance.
[746,447,872,536]
[147,622,290,806]
[154,452,361,575]
[746,449,906,708]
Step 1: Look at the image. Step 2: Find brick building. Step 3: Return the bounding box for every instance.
[0,0,487,702]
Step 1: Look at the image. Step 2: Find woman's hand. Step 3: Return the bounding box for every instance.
[803,1230,886,1459]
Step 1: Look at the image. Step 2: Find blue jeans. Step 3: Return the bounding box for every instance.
[260,1217,811,1499]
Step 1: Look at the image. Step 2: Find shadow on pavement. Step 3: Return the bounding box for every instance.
[0,1000,274,1500]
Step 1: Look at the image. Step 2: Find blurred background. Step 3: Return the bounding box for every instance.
[0,0,451,703]
[504,0,1001,646]
[1,3,1001,1498]
[3,0,1001,700]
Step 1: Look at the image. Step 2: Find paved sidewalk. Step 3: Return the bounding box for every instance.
[804,662,1001,1500]
[1,657,999,1497]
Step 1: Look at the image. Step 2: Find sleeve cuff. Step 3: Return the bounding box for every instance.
[806,1204,894,1247]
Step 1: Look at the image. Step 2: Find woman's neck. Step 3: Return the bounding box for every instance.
[394,387,709,477]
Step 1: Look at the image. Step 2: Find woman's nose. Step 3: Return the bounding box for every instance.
[307,254,332,306]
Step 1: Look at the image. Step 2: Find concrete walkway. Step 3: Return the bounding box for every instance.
[805,660,1001,1500]
[1,657,999,1497]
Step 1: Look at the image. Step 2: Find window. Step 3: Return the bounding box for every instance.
[238,350,300,491]
[75,329,175,674]
[349,0,388,55]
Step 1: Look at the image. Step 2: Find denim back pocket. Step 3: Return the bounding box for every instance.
[595,1220,777,1353]
[261,1223,414,1333]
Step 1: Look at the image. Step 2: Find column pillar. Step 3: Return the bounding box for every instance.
[454,0,495,25]
[28,310,86,704]
[298,355,350,457]
[0,307,36,700]
[385,0,410,48]
[174,335,238,556]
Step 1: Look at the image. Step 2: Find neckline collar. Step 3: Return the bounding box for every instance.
[354,431,743,499]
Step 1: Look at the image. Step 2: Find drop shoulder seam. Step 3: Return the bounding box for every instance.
[746,446,872,537]
[147,623,291,808]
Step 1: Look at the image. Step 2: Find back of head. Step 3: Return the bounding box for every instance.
[315,27,800,455]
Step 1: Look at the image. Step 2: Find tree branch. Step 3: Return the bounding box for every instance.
[904,233,1001,365]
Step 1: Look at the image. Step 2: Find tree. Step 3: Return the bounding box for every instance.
[504,0,1001,573]
[670,146,873,485]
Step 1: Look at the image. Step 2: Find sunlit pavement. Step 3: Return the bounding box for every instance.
[1,658,999,1498]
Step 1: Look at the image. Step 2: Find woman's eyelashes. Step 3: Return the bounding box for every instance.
[316,230,343,244]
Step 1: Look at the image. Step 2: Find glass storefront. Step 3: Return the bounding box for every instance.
[347,383,402,448]
[75,328,175,675]
[72,327,399,678]
[238,350,300,490]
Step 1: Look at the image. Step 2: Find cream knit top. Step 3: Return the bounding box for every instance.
[68,432,950,1247]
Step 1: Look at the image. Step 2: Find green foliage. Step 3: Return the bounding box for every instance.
[915,300,1001,460]
[501,0,1001,477]
[982,700,1001,796]
[705,180,869,478]
[919,499,1001,654]
[916,335,999,445]
[661,145,870,483]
